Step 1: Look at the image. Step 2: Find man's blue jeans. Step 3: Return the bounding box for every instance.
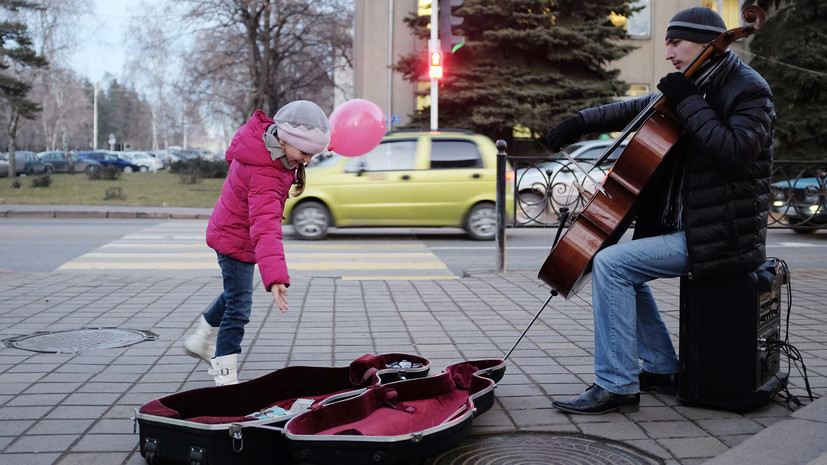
[591,231,689,395]
[203,252,254,357]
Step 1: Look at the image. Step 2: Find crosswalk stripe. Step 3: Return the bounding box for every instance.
[291,261,448,270]
[57,222,456,279]
[58,261,218,270]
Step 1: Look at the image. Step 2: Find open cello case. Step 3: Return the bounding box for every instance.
[134,354,505,465]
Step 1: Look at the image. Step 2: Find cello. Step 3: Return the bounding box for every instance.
[537,6,767,299]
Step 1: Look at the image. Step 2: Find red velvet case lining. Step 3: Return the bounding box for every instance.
[285,360,502,437]
[139,354,429,425]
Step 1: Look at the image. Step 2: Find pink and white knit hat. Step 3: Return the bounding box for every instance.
[273,100,331,155]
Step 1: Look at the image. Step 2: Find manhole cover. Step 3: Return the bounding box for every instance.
[427,433,661,465]
[3,328,158,354]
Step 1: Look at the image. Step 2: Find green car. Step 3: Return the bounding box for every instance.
[283,129,513,240]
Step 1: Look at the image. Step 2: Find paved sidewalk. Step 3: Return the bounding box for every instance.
[0,264,824,465]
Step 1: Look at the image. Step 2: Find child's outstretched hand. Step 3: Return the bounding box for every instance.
[271,284,289,313]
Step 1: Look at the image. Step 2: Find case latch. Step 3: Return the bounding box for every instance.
[229,424,244,452]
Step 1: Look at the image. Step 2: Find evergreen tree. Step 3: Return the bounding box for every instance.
[396,0,637,149]
[745,0,827,161]
[0,0,47,174]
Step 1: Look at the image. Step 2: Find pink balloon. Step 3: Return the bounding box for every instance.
[328,99,386,157]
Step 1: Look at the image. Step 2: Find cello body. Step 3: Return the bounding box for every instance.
[538,6,767,299]
[538,105,682,298]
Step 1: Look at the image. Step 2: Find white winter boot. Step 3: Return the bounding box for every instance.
[183,315,218,363]
[210,353,239,386]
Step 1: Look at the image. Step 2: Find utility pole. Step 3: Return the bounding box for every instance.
[93,74,116,150]
[429,1,439,130]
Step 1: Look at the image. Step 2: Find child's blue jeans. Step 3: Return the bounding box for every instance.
[203,252,255,357]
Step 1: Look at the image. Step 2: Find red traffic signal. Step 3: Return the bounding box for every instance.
[429,51,443,79]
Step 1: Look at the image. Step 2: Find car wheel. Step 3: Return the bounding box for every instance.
[517,189,547,221]
[291,201,331,240]
[788,217,821,234]
[140,166,148,172]
[86,165,99,174]
[123,166,133,173]
[464,202,497,241]
[45,166,54,175]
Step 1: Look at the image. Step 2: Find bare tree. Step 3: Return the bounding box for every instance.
[1,0,48,175]
[29,0,92,160]
[179,0,353,123]
[8,0,93,175]
[123,1,183,151]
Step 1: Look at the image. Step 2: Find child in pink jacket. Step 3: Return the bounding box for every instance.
[183,100,330,385]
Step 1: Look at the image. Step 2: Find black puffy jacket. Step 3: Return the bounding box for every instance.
[578,51,775,278]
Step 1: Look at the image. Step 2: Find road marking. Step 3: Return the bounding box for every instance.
[81,252,214,258]
[59,261,218,270]
[341,275,456,280]
[290,261,449,270]
[58,221,456,279]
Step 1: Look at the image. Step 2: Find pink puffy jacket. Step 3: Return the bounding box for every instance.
[206,110,295,290]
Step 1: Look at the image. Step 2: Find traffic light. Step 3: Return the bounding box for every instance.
[439,0,464,53]
[429,51,443,79]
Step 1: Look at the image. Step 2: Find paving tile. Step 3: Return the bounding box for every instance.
[4,433,78,453]
[659,436,729,459]
[0,266,824,465]
[638,420,708,439]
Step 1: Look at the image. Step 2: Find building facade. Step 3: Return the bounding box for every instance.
[354,0,745,132]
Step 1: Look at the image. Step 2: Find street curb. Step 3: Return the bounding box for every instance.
[0,205,213,220]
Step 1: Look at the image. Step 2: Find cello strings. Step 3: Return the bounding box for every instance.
[732,46,827,77]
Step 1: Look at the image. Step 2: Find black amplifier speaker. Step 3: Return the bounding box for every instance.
[678,258,789,410]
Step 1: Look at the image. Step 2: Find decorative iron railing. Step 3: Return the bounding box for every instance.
[508,158,827,231]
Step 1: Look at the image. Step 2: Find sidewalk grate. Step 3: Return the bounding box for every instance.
[3,328,158,354]
[427,433,661,465]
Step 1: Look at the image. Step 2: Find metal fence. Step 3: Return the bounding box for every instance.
[507,157,827,232]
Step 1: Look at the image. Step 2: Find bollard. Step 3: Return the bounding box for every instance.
[495,140,507,272]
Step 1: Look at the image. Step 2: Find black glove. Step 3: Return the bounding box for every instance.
[657,72,699,109]
[545,114,584,152]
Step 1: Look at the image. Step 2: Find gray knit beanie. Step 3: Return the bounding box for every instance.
[273,101,331,155]
[665,7,727,44]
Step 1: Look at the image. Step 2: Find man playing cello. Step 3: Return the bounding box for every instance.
[546,7,775,415]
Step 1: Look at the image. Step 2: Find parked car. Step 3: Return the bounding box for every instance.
[36,151,102,174]
[170,149,202,160]
[771,175,827,232]
[118,151,162,171]
[77,150,142,173]
[283,129,514,240]
[0,151,54,176]
[148,150,183,169]
[515,139,628,219]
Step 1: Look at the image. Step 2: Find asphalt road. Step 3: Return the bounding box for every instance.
[0,217,825,276]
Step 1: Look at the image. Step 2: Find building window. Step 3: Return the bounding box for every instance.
[626,0,651,39]
[627,84,650,98]
[416,81,430,111]
[611,1,651,39]
[703,0,740,29]
[418,0,432,16]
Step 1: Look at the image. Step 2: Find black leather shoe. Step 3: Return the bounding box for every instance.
[638,370,678,395]
[552,384,640,415]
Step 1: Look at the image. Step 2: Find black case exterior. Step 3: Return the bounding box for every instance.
[135,354,431,465]
[284,360,506,465]
[139,420,284,465]
[678,258,788,410]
